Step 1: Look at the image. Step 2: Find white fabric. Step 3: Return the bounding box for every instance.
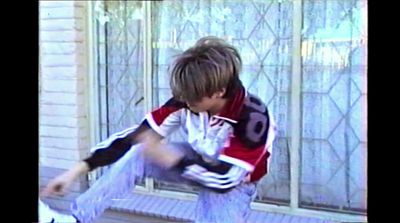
[39,200,76,223]
[146,109,234,161]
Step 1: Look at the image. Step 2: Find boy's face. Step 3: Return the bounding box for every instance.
[185,90,225,114]
[186,96,216,113]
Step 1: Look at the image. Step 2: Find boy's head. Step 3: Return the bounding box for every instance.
[170,36,243,110]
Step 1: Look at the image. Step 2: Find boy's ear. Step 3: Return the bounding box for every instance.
[216,88,226,98]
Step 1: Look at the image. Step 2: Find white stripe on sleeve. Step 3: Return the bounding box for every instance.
[182,165,248,189]
[90,125,139,153]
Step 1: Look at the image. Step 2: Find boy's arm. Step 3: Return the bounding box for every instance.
[83,120,155,171]
[40,120,162,197]
[84,97,185,171]
[42,97,184,197]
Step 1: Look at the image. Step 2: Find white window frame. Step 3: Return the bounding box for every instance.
[85,1,367,222]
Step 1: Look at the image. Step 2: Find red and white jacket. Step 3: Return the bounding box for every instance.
[145,87,277,190]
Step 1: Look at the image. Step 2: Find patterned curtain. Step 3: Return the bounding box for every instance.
[151,0,292,204]
[300,0,367,213]
[94,0,145,183]
[96,1,145,139]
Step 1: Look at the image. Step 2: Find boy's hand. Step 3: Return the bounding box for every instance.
[143,142,184,169]
[40,172,75,197]
[139,130,184,169]
[40,161,89,197]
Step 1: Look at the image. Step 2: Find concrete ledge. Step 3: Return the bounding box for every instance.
[109,192,338,223]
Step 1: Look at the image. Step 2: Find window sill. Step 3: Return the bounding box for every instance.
[109,192,338,223]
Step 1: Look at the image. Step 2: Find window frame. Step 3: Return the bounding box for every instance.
[85,1,367,222]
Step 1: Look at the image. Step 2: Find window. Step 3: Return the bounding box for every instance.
[300,0,367,214]
[91,0,367,216]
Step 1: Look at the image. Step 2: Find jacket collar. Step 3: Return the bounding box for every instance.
[212,86,246,124]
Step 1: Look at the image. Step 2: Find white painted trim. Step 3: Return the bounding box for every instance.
[290,0,302,210]
[145,177,154,192]
[85,1,101,185]
[251,202,367,223]
[143,1,155,191]
[85,0,99,153]
[143,1,152,115]
[133,184,148,193]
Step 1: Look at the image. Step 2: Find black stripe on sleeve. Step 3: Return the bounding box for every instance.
[173,154,238,193]
[83,120,151,171]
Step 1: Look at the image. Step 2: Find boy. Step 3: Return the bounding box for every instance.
[41,36,276,223]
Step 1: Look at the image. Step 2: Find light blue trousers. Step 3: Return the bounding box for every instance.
[71,143,257,223]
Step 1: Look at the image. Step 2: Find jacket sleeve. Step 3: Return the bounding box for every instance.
[83,120,151,171]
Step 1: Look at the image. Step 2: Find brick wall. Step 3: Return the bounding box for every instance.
[39,0,89,169]
[39,0,90,212]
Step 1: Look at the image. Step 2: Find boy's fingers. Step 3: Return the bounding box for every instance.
[54,184,63,192]
[54,191,65,197]
[40,187,52,198]
[40,182,64,198]
[40,187,65,198]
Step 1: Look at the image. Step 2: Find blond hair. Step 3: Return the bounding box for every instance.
[170,36,242,103]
